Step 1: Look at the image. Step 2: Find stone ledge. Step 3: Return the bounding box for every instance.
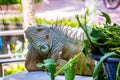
[0,71,92,80]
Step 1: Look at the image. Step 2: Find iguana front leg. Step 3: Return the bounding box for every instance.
[25,52,43,71]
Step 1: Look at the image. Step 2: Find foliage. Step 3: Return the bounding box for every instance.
[37,52,82,80]
[0,0,42,5]
[37,58,57,80]
[0,17,78,27]
[93,52,117,79]
[9,17,23,22]
[100,11,111,24]
[36,18,78,27]
[0,0,21,5]
[64,59,77,80]
[76,11,120,56]
[116,62,120,80]
[11,40,23,53]
[4,63,26,76]
[76,11,120,80]
[1,17,23,23]
[35,0,43,3]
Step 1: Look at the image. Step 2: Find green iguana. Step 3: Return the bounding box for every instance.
[25,25,95,75]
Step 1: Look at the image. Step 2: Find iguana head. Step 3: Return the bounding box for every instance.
[25,25,52,54]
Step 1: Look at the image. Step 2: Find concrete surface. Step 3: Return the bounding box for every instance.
[0,71,92,80]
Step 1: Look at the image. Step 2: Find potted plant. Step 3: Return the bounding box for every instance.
[76,11,120,80]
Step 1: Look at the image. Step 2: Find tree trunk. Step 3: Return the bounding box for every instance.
[21,0,36,30]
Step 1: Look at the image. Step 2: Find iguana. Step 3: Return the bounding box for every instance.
[25,25,95,75]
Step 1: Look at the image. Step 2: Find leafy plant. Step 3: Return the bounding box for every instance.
[0,17,78,27]
[1,18,10,23]
[76,11,120,80]
[0,0,21,5]
[4,63,26,76]
[9,17,23,22]
[11,40,23,53]
[116,62,120,80]
[37,52,82,80]
[64,59,77,80]
[37,58,57,80]
[0,0,42,5]
[36,18,78,27]
[93,52,117,79]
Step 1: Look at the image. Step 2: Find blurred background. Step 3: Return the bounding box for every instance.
[0,0,120,76]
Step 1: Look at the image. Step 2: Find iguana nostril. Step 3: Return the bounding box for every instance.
[40,44,50,53]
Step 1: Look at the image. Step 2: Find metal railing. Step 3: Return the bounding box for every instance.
[0,30,26,77]
[0,30,24,36]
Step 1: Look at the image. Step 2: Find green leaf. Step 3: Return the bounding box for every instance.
[82,40,90,56]
[43,58,56,64]
[93,52,117,79]
[64,60,77,80]
[43,59,57,76]
[101,11,111,24]
[104,39,120,46]
[37,58,57,80]
[37,63,44,68]
[86,25,92,34]
[75,15,83,28]
[116,62,120,80]
[86,63,92,71]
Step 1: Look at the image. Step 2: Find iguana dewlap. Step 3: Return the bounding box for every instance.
[25,25,95,75]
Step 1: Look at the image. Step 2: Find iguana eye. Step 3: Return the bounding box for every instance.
[40,44,50,53]
[36,28,43,32]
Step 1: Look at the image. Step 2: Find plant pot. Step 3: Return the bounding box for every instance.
[91,54,120,80]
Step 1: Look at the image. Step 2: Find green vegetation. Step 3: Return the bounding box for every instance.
[0,17,78,27]
[37,52,82,80]
[36,18,78,27]
[116,63,120,80]
[4,63,26,76]
[1,17,23,23]
[37,59,57,80]
[0,0,42,5]
[76,10,120,80]
[35,0,42,3]
[0,0,21,5]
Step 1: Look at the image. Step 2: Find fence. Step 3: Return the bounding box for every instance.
[0,30,26,77]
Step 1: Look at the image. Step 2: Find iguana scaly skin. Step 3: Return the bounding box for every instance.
[25,25,95,75]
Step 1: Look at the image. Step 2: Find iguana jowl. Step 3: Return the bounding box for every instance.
[25,25,95,75]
